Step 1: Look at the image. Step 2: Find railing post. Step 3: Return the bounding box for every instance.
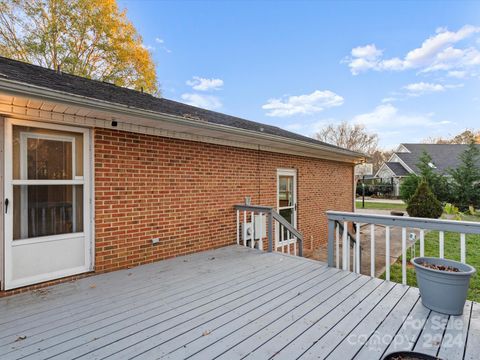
[236,210,240,245]
[335,223,340,269]
[327,218,335,267]
[355,222,361,274]
[267,210,273,252]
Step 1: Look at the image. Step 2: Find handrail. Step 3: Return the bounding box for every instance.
[234,204,275,212]
[234,204,303,256]
[271,211,303,241]
[327,211,480,234]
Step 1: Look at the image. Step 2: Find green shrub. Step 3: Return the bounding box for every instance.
[399,174,420,202]
[406,180,443,218]
[448,142,480,210]
[399,150,450,203]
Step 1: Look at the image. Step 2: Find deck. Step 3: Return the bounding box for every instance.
[0,245,478,360]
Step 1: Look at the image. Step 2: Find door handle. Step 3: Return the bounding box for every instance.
[5,198,8,214]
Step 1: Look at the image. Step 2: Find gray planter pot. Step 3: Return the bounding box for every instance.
[412,257,476,315]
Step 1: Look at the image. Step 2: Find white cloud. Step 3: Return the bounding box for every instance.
[262,90,344,117]
[381,97,399,103]
[347,45,383,75]
[350,104,454,148]
[403,82,445,95]
[141,44,155,52]
[351,44,382,59]
[352,104,450,128]
[346,25,480,75]
[448,70,467,78]
[283,120,330,134]
[154,37,172,53]
[181,93,222,110]
[186,76,224,91]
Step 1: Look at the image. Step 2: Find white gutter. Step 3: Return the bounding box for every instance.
[0,77,366,162]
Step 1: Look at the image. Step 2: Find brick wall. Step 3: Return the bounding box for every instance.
[94,128,354,273]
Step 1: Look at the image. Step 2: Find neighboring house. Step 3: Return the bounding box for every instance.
[0,57,365,295]
[375,143,480,196]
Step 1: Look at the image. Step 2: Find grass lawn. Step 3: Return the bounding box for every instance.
[383,215,480,302]
[355,200,406,211]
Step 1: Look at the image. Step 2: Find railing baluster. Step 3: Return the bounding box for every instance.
[267,210,273,252]
[259,212,263,251]
[461,233,466,263]
[439,231,444,259]
[402,227,407,285]
[343,221,348,271]
[236,210,240,245]
[370,223,375,277]
[355,222,361,274]
[420,229,425,257]
[251,211,255,248]
[352,242,356,273]
[281,224,284,253]
[335,223,340,269]
[243,211,247,247]
[287,230,291,254]
[385,226,390,281]
[294,237,297,256]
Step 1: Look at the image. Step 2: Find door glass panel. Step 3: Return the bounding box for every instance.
[27,137,72,180]
[279,208,293,239]
[279,208,293,224]
[12,126,83,179]
[13,185,84,240]
[278,176,294,207]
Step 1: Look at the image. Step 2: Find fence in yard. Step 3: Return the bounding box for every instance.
[234,204,303,256]
[326,211,480,284]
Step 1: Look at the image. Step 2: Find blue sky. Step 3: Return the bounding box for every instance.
[118,0,480,149]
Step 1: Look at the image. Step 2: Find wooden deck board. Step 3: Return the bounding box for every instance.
[464,301,480,360]
[0,250,290,344]
[0,245,477,360]
[230,277,378,360]
[353,287,421,360]
[324,284,409,360]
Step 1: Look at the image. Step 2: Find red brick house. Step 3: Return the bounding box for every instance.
[0,57,365,295]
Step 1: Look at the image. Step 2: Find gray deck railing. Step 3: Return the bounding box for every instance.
[334,220,361,273]
[327,210,480,284]
[234,204,303,256]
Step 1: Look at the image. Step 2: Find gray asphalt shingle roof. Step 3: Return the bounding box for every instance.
[396,143,480,174]
[385,161,409,176]
[0,56,360,156]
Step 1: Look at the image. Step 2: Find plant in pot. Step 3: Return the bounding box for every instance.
[407,180,476,315]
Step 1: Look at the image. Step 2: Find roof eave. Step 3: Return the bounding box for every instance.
[0,77,366,163]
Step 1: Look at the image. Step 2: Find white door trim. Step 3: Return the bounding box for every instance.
[3,118,94,290]
[276,168,297,248]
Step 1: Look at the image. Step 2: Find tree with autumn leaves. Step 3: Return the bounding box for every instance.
[0,0,158,94]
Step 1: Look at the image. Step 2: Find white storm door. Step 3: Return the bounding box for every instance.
[276,169,297,248]
[4,119,92,290]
